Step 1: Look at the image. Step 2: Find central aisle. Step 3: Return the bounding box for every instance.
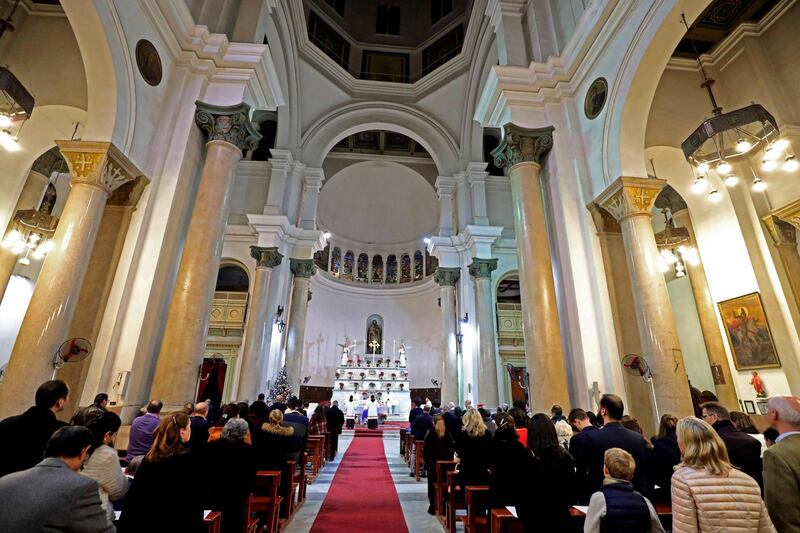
[309,432,408,532]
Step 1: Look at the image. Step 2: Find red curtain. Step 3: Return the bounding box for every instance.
[197,358,227,406]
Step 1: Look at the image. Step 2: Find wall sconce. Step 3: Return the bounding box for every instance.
[455,331,464,345]
[274,305,285,332]
[461,312,469,323]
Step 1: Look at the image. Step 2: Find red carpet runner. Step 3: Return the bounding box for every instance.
[310,433,408,532]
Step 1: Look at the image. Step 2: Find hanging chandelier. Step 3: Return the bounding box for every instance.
[679,14,795,195]
[1,209,58,265]
[0,1,34,151]
[654,209,698,278]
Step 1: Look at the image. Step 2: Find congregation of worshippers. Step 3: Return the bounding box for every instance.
[0,379,799,532]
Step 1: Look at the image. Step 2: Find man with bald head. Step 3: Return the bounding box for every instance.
[763,395,800,532]
[270,394,287,414]
[189,401,211,450]
[126,399,162,461]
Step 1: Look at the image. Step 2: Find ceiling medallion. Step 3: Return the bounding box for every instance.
[584,77,608,120]
[135,40,162,87]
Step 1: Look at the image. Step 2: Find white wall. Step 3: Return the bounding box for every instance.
[0,276,34,377]
[303,274,442,391]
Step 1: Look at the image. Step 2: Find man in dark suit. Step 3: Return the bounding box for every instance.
[0,380,69,478]
[408,398,423,427]
[283,397,310,460]
[443,405,462,437]
[584,394,649,494]
[0,425,114,532]
[568,408,598,504]
[188,401,211,450]
[326,400,345,460]
[69,393,109,426]
[702,401,763,490]
[269,394,287,414]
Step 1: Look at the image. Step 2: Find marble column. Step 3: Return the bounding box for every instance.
[673,208,739,408]
[236,246,283,401]
[150,102,260,410]
[285,258,316,390]
[490,124,570,412]
[0,170,52,303]
[0,141,142,418]
[469,258,500,407]
[434,267,460,404]
[596,177,694,418]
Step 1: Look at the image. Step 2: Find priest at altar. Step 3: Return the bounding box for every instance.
[366,395,379,429]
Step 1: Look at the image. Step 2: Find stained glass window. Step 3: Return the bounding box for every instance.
[425,248,438,276]
[343,250,354,280]
[372,255,384,283]
[357,253,369,282]
[400,254,411,283]
[330,247,341,278]
[413,250,423,281]
[386,255,398,283]
[314,244,330,271]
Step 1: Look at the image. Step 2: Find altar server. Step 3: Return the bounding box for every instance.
[367,395,379,429]
[345,396,357,429]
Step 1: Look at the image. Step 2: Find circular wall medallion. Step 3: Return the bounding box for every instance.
[584,77,608,120]
[135,40,162,86]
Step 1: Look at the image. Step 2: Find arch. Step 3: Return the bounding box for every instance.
[300,101,461,174]
[216,261,250,292]
[330,246,342,277]
[603,0,710,182]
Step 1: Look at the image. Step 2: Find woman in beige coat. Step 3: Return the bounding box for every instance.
[671,416,775,533]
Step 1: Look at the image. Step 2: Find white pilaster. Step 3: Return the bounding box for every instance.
[435,176,457,237]
[485,0,529,67]
[299,167,324,230]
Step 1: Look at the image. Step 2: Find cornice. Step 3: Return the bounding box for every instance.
[287,0,488,100]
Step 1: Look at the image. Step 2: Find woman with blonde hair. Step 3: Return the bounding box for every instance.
[672,416,775,533]
[254,408,299,496]
[119,412,205,532]
[423,414,454,515]
[454,408,492,486]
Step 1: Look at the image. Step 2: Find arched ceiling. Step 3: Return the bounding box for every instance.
[317,160,438,246]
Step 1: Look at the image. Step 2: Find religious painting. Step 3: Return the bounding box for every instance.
[361,51,409,83]
[584,77,608,120]
[413,250,424,281]
[371,255,384,283]
[356,253,369,282]
[135,39,162,86]
[343,250,354,280]
[400,254,411,283]
[744,400,756,415]
[717,292,780,370]
[386,255,398,283]
[330,247,341,278]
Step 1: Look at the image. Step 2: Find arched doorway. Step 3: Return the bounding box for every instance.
[201,263,250,405]
[496,274,525,405]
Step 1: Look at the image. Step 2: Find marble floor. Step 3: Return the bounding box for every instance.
[285,431,446,532]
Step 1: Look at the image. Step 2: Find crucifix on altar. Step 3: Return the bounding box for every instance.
[368,339,381,364]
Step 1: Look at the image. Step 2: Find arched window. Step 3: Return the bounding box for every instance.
[343,250,355,280]
[357,253,369,282]
[330,247,342,278]
[413,250,423,281]
[386,254,398,283]
[400,254,411,283]
[371,255,384,283]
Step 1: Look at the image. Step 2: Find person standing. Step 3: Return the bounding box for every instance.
[367,395,379,429]
[82,411,128,524]
[408,398,423,427]
[0,380,69,477]
[125,399,163,462]
[345,395,357,429]
[701,401,763,490]
[0,426,114,532]
[188,401,211,451]
[326,400,345,460]
[671,416,773,532]
[568,408,598,504]
[310,405,328,435]
[763,395,800,532]
[423,414,455,515]
[206,418,257,533]
[650,414,681,504]
[454,408,492,486]
[488,414,533,513]
[70,393,109,426]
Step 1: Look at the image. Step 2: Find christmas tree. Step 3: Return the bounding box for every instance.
[268,365,294,401]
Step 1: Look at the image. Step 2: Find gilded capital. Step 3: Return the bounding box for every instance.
[772,198,800,231]
[595,176,666,222]
[433,267,461,287]
[56,140,144,196]
[468,258,498,279]
[251,246,283,269]
[587,202,621,234]
[763,215,797,247]
[194,101,262,152]
[490,123,554,170]
[290,258,317,278]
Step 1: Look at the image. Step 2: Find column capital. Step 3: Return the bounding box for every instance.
[468,257,498,279]
[587,202,621,234]
[251,245,283,269]
[56,140,144,196]
[595,176,666,222]
[194,101,261,152]
[490,124,554,170]
[763,215,797,247]
[108,176,150,207]
[434,266,461,287]
[773,198,800,231]
[290,258,317,278]
[435,175,457,194]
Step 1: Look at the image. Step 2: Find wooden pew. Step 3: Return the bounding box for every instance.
[434,460,458,523]
[295,452,307,503]
[414,440,424,481]
[241,495,259,533]
[307,436,324,476]
[459,486,490,533]
[490,508,523,533]
[251,470,282,533]
[279,460,298,520]
[446,470,466,533]
[204,510,221,533]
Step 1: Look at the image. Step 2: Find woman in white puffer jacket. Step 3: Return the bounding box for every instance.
[671,416,774,533]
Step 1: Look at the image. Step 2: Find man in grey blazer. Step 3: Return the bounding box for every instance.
[0,426,115,532]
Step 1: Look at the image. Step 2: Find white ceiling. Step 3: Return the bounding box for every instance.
[317,160,439,245]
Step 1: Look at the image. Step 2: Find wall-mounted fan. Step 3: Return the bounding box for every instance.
[52,338,92,378]
[621,354,660,421]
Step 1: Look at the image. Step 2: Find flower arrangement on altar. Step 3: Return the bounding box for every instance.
[386,383,392,390]
[338,383,344,390]
[359,371,365,379]
[378,371,384,379]
[347,359,352,366]
[369,382,376,389]
[391,373,396,380]
[356,358,362,366]
[399,383,405,391]
[368,369,377,376]
[347,371,353,379]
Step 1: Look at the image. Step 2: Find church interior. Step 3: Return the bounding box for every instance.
[1,0,799,531]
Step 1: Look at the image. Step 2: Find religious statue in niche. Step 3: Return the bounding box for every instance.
[367,319,382,354]
[338,337,356,366]
[750,371,767,398]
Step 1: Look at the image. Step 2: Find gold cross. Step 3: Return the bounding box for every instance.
[369,339,380,352]
[74,153,95,174]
